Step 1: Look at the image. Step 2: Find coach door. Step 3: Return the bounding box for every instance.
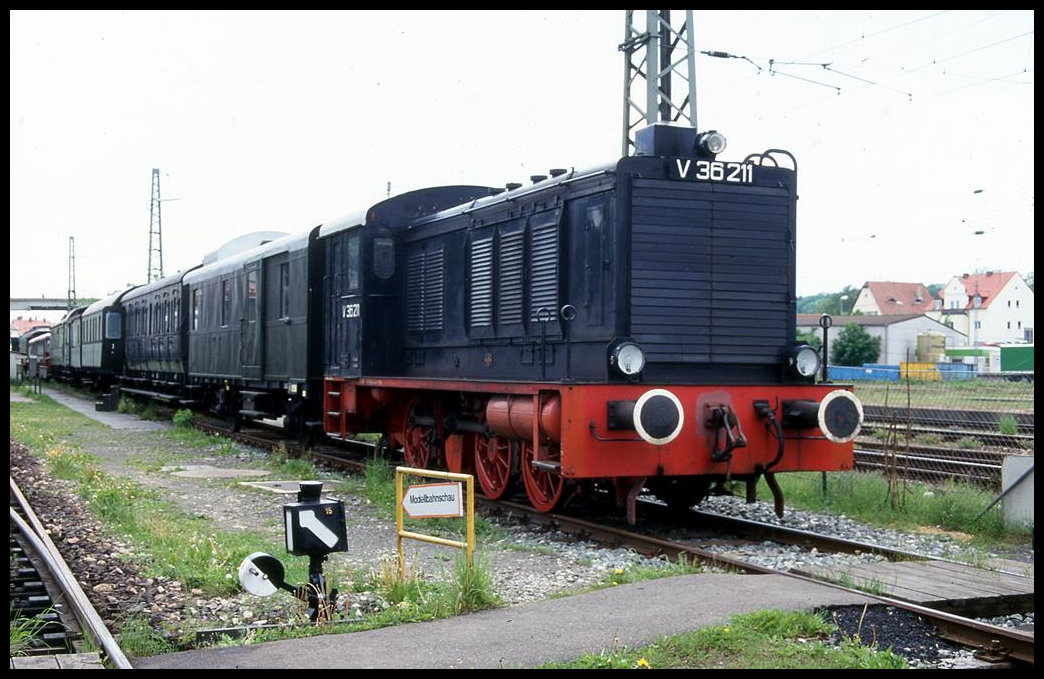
[334,234,362,377]
[240,262,263,379]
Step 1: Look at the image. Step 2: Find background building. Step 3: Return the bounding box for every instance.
[797,313,967,365]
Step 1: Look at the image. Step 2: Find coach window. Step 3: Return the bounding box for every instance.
[246,270,258,322]
[105,312,121,340]
[221,280,232,326]
[192,290,201,330]
[347,235,360,291]
[279,263,290,318]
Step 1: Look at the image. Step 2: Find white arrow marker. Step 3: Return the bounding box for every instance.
[299,509,339,548]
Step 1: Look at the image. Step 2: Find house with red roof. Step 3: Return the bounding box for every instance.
[850,281,937,316]
[930,271,1034,345]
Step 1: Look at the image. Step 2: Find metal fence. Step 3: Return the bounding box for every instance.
[839,367,1033,490]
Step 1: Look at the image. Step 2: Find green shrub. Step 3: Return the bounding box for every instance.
[172,409,195,429]
[997,414,1019,436]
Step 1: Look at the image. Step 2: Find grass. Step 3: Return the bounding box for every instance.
[11,390,507,653]
[764,471,1033,548]
[540,609,909,669]
[41,443,283,595]
[10,609,57,657]
[600,553,703,587]
[116,615,180,658]
[997,414,1020,435]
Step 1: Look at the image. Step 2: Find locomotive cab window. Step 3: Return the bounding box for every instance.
[373,236,394,280]
[346,235,360,292]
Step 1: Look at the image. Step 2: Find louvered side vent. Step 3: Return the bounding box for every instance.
[469,235,494,328]
[530,217,559,321]
[630,179,791,364]
[407,246,445,333]
[498,230,524,326]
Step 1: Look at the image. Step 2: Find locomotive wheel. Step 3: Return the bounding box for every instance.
[474,435,516,500]
[402,398,437,469]
[520,442,564,513]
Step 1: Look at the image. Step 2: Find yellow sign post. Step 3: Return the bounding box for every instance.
[395,467,475,581]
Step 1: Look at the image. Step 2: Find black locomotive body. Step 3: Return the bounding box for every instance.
[319,124,862,521]
[46,123,863,523]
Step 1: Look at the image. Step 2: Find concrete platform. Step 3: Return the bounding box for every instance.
[131,573,875,669]
[34,388,170,431]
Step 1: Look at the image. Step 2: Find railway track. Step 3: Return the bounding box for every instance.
[194,416,1034,667]
[861,405,1034,436]
[10,477,132,669]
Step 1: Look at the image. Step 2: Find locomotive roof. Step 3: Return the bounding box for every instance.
[317,185,504,238]
[408,161,615,227]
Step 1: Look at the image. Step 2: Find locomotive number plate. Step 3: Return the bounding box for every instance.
[342,303,360,319]
[673,159,754,184]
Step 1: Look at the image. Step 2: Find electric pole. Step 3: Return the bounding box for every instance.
[148,168,164,282]
[620,10,698,156]
[67,236,76,311]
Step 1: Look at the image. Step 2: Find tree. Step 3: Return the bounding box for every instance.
[800,284,860,315]
[796,329,822,351]
[831,322,881,366]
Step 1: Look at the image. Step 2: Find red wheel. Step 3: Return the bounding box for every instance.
[521,442,564,513]
[402,398,436,469]
[474,435,516,500]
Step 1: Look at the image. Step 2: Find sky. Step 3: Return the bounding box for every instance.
[10,10,1034,304]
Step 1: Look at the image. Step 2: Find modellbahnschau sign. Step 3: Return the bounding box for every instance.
[401,482,464,518]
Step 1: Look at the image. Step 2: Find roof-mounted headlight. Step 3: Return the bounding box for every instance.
[788,343,821,379]
[696,130,727,156]
[610,340,645,377]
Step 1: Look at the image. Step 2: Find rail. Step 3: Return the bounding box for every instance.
[10,476,133,669]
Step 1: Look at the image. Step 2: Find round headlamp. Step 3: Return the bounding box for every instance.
[789,344,821,378]
[696,130,727,155]
[610,341,646,376]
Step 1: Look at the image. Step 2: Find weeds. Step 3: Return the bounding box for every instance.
[540,609,909,669]
[10,609,57,656]
[997,414,1019,436]
[116,615,178,657]
[172,408,195,429]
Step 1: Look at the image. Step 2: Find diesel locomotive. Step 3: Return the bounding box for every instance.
[48,123,863,523]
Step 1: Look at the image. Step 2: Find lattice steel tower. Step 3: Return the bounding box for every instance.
[148,168,164,282]
[67,236,76,311]
[620,10,698,156]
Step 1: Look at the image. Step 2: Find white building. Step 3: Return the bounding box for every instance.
[797,313,967,365]
[929,271,1034,346]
